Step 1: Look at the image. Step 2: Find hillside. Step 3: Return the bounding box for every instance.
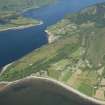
[0,2,105,101]
[0,0,55,12]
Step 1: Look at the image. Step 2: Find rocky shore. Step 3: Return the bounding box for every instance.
[0,21,43,32]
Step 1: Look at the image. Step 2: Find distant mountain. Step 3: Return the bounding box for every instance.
[0,0,55,12]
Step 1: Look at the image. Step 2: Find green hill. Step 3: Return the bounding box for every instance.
[0,2,105,101]
[0,0,55,12]
[0,0,55,31]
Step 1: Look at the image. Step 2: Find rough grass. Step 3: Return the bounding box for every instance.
[78,83,94,96]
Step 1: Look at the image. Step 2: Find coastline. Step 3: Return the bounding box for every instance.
[0,63,13,76]
[0,21,43,32]
[21,0,57,14]
[0,21,43,74]
[0,76,105,105]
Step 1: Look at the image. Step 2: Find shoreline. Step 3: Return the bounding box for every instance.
[0,76,105,105]
[0,63,13,76]
[0,21,43,32]
[0,27,105,104]
[21,0,57,14]
[0,21,43,74]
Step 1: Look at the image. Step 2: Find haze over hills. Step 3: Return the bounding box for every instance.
[1,2,105,101]
[0,0,55,12]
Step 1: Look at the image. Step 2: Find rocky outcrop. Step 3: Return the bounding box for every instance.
[45,30,60,43]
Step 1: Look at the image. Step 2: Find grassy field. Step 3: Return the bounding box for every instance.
[0,0,55,31]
